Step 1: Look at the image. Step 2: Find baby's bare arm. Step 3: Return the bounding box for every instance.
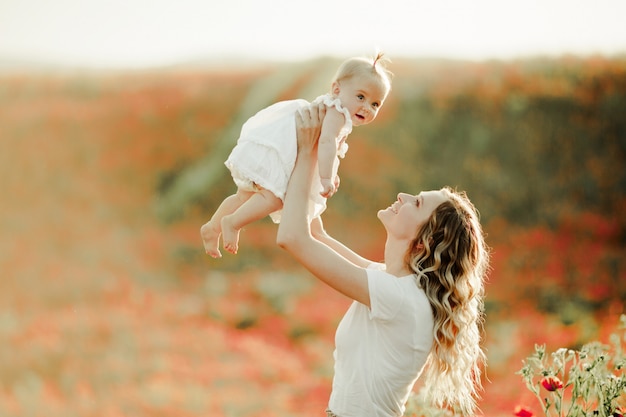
[317,108,344,194]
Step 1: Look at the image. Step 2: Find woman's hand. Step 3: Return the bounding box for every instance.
[296,103,325,155]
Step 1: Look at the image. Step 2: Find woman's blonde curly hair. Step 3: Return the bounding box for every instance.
[406,186,490,416]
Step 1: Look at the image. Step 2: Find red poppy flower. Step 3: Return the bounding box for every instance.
[513,405,534,417]
[541,376,564,391]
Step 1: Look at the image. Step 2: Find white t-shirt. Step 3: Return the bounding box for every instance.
[328,267,435,417]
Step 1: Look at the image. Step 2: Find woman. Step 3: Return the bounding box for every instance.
[276,104,490,417]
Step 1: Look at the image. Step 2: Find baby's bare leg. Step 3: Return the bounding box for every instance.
[201,189,253,258]
[221,188,282,254]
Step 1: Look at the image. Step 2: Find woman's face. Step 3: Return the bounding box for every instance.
[377,190,448,240]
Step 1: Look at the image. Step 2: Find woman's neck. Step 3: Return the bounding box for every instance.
[383,239,412,277]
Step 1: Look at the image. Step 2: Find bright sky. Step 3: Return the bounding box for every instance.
[1,0,625,69]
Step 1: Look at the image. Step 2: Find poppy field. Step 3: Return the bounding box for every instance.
[0,56,624,416]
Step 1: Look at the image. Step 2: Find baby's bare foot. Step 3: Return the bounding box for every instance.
[200,222,222,258]
[221,216,240,255]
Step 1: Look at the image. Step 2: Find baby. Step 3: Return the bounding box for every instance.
[201,53,392,258]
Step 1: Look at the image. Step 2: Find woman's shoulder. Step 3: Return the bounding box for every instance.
[366,268,414,289]
[367,269,432,322]
[367,269,429,300]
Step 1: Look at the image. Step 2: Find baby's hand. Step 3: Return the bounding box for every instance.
[320,178,336,198]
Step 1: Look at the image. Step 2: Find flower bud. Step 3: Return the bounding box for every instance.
[513,405,534,417]
[541,376,564,391]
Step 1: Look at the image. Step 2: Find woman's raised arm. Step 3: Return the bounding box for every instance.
[276,105,370,306]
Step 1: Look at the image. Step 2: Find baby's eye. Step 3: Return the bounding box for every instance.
[357,94,364,100]
[372,102,380,108]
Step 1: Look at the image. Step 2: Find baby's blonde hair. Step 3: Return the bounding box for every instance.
[407,187,489,415]
[332,52,393,94]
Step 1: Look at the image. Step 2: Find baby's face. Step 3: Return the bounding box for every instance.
[333,75,389,126]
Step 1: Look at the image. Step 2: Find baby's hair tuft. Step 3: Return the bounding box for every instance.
[373,51,388,68]
[371,51,393,84]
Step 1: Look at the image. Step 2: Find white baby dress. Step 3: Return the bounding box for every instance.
[225,94,352,223]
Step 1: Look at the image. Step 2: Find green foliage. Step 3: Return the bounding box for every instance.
[389,59,626,227]
[517,314,626,417]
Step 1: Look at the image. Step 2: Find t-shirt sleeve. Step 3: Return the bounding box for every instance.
[367,269,405,321]
[367,262,386,271]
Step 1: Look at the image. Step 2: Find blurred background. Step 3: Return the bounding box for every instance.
[1,1,625,416]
